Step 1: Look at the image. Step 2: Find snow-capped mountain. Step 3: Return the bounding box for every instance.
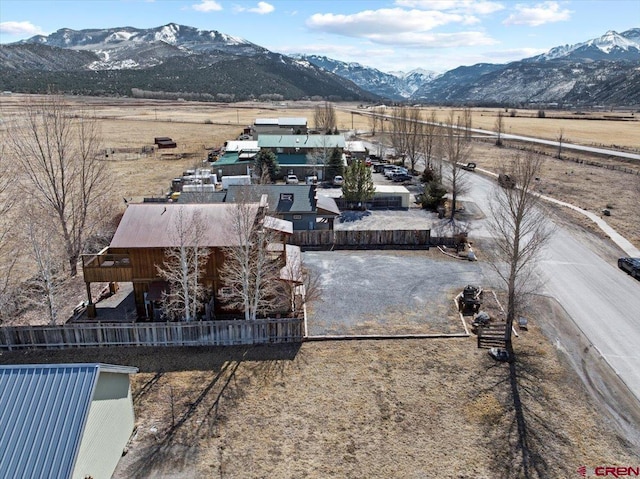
[410,28,640,106]
[19,23,267,69]
[528,28,640,62]
[1,25,638,106]
[526,28,640,62]
[389,69,440,96]
[292,55,439,100]
[0,24,378,102]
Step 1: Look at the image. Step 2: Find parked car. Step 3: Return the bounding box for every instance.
[385,167,408,178]
[392,173,413,182]
[286,174,299,184]
[333,175,344,186]
[618,257,640,279]
[373,163,388,173]
[381,165,396,175]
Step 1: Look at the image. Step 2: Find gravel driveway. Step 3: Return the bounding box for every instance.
[303,250,489,336]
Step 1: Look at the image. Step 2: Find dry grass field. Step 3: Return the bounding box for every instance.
[1,95,639,477]
[2,296,637,478]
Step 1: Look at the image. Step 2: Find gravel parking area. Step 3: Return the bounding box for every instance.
[303,249,489,336]
[336,209,435,231]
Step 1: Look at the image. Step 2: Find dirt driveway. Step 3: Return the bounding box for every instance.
[303,249,493,336]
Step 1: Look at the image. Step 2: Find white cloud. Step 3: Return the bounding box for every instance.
[369,31,498,48]
[307,8,476,36]
[306,8,497,49]
[503,1,572,26]
[394,0,505,15]
[234,2,275,14]
[0,21,44,36]
[192,0,223,13]
[251,2,275,14]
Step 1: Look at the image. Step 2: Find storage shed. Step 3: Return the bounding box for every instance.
[0,363,138,479]
[374,185,411,209]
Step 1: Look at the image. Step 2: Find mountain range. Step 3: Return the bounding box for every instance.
[1,24,639,106]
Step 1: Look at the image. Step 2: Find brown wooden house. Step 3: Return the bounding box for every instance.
[82,200,294,320]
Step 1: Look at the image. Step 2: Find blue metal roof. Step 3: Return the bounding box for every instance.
[0,363,136,479]
[226,184,316,213]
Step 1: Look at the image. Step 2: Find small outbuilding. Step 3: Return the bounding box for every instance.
[0,363,138,479]
[374,184,411,209]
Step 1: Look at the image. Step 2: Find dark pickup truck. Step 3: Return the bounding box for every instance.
[461,162,476,171]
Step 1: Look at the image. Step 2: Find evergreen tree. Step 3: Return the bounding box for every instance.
[342,160,375,205]
[254,150,280,183]
[421,178,447,210]
[326,147,344,180]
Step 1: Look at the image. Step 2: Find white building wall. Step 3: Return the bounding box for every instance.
[72,372,135,479]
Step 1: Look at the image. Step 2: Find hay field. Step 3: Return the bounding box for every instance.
[398,107,640,151]
[1,95,638,242]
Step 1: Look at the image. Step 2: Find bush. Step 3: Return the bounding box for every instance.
[421,168,436,183]
[421,180,447,210]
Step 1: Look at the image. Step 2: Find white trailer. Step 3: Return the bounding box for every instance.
[221,175,251,190]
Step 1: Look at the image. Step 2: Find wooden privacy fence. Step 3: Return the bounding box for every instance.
[0,318,304,350]
[291,229,459,250]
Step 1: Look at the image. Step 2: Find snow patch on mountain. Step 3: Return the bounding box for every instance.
[535,29,640,61]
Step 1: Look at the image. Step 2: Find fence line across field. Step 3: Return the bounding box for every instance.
[0,318,304,350]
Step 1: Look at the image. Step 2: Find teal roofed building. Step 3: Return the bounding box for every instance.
[257,134,345,152]
[212,134,347,181]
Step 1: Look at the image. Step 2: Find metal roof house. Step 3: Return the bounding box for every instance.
[257,134,345,152]
[0,363,138,479]
[251,118,308,138]
[212,134,347,180]
[226,184,340,231]
[81,202,295,319]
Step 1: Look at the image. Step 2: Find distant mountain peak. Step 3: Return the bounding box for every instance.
[533,27,640,61]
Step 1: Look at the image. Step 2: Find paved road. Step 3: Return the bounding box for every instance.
[465,171,640,403]
[350,109,640,161]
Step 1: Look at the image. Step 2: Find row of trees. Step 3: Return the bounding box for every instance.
[154,196,317,322]
[1,95,109,325]
[369,104,553,359]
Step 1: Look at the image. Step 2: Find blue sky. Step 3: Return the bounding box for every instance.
[1,1,638,73]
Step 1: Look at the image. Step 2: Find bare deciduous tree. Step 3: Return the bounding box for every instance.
[556,129,564,158]
[495,110,504,146]
[444,111,471,220]
[404,108,424,173]
[421,110,443,172]
[22,205,64,324]
[390,106,410,167]
[9,94,106,277]
[313,101,337,133]
[368,107,385,136]
[462,107,473,141]
[0,138,19,323]
[487,152,553,355]
[156,209,210,321]
[220,192,283,320]
[306,134,333,181]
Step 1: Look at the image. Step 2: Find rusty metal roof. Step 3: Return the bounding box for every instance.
[110,203,256,248]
